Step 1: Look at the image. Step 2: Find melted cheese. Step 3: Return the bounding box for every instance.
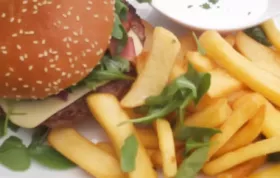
[0,87,90,128]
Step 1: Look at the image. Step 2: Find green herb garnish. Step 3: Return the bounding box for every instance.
[115,0,128,20]
[136,0,151,3]
[120,134,138,172]
[244,26,272,47]
[200,3,211,9]
[192,32,207,55]
[119,64,210,125]
[0,136,31,171]
[208,0,219,5]
[175,146,210,178]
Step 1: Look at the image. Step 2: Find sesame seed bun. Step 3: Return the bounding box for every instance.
[0,0,114,99]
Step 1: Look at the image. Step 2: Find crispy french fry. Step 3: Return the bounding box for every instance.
[232,93,266,110]
[203,136,280,175]
[199,30,280,108]
[227,89,252,106]
[154,119,177,177]
[225,34,236,47]
[262,19,280,50]
[215,106,265,157]
[48,128,125,178]
[142,20,154,52]
[248,164,280,178]
[188,95,221,112]
[207,68,245,98]
[207,93,265,160]
[121,27,180,108]
[87,94,156,178]
[261,101,280,138]
[136,52,149,74]
[169,63,187,82]
[216,156,266,178]
[95,142,116,157]
[186,51,217,72]
[235,31,280,78]
[185,99,232,128]
[136,128,159,149]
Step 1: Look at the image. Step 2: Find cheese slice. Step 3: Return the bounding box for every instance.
[0,87,91,128]
[128,30,143,56]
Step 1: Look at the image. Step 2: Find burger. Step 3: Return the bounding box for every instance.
[0,0,146,129]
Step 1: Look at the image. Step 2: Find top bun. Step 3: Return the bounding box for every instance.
[0,0,114,99]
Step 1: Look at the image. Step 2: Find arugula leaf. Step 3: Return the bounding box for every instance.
[115,0,128,20]
[119,64,211,125]
[0,136,31,171]
[29,145,75,170]
[120,134,138,172]
[112,15,124,40]
[185,139,211,155]
[174,125,220,141]
[28,127,76,170]
[75,55,133,90]
[192,32,207,55]
[176,146,209,178]
[244,26,272,47]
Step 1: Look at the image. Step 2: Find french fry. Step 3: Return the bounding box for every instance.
[215,106,265,157]
[48,128,125,178]
[235,31,280,78]
[142,20,154,52]
[225,34,236,46]
[169,63,187,82]
[186,51,216,72]
[227,89,252,106]
[207,68,245,98]
[261,101,280,138]
[207,93,265,160]
[87,94,156,178]
[185,99,232,128]
[136,128,159,149]
[216,156,266,178]
[96,142,116,157]
[154,119,177,177]
[199,30,280,107]
[203,136,280,175]
[232,93,280,137]
[136,52,149,74]
[188,95,221,112]
[248,164,280,178]
[262,19,280,50]
[121,27,181,108]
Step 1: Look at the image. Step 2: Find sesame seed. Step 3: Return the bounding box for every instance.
[19,56,25,61]
[50,64,56,68]
[17,19,22,23]
[86,49,91,53]
[56,4,61,9]
[67,11,71,16]
[36,80,43,84]
[18,78,23,81]
[28,65,33,71]
[66,52,72,56]
[19,29,24,34]
[21,9,27,13]
[23,84,29,88]
[88,0,93,4]
[45,88,50,92]
[5,83,9,87]
[1,13,6,18]
[86,6,91,11]
[73,40,79,44]
[12,88,17,91]
[44,67,48,72]
[63,26,69,30]
[73,32,79,36]
[42,39,46,44]
[33,40,39,44]
[62,14,67,18]
[9,67,14,72]
[22,0,28,4]
[84,38,90,43]
[12,33,18,37]
[2,51,7,55]
[76,16,80,21]
[62,72,66,76]
[10,17,15,22]
[16,45,22,50]
[93,14,99,18]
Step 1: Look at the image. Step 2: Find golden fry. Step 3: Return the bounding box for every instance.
[261,101,280,138]
[136,128,159,149]
[207,93,265,160]
[225,34,236,46]
[95,142,116,157]
[215,106,265,157]
[216,156,266,178]
[87,94,156,178]
[262,19,280,50]
[227,89,251,106]
[203,136,280,175]
[142,20,154,52]
[136,52,149,74]
[207,68,245,98]
[154,119,177,177]
[248,164,280,178]
[48,128,125,178]
[185,99,232,128]
[186,51,216,72]
[235,31,280,78]
[199,30,280,108]
[121,27,180,108]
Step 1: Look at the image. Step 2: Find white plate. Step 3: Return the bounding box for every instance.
[0,1,279,177]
